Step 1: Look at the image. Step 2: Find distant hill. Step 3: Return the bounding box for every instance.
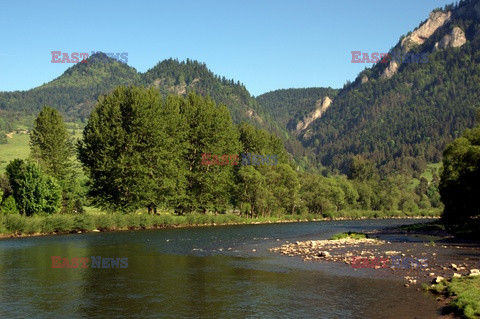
[256,88,338,133]
[0,54,267,126]
[0,54,141,121]
[0,54,315,169]
[3,0,480,176]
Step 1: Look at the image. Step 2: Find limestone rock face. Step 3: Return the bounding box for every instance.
[434,26,467,50]
[296,96,332,132]
[381,11,452,79]
[380,61,399,80]
[402,11,452,48]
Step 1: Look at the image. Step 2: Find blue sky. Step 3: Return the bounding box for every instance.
[0,0,454,96]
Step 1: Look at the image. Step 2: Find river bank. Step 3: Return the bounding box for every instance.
[0,218,446,319]
[0,211,440,239]
[269,224,480,318]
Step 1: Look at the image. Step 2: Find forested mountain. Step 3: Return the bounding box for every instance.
[0,55,315,168]
[142,58,267,126]
[256,88,339,132]
[0,54,272,128]
[0,53,141,122]
[298,0,480,175]
[3,0,480,176]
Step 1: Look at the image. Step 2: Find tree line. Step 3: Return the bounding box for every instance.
[0,86,441,217]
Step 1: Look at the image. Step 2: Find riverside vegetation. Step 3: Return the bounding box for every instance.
[0,86,444,237]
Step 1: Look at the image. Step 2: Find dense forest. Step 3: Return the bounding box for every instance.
[301,0,480,176]
[257,88,339,131]
[0,88,441,219]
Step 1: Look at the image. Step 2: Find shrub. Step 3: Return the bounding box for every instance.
[4,214,27,233]
[42,215,74,233]
[24,216,42,234]
[94,214,115,230]
[330,231,367,240]
[0,196,19,215]
[73,214,95,231]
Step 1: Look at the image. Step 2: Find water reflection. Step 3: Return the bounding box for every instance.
[0,219,441,318]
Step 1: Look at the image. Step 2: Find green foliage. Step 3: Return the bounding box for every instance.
[430,276,480,319]
[5,159,62,216]
[42,214,74,233]
[348,155,378,181]
[440,125,480,224]
[79,86,188,213]
[330,232,367,240]
[30,106,74,180]
[73,214,95,231]
[179,93,241,213]
[30,106,84,213]
[0,133,7,144]
[3,214,27,233]
[0,196,19,215]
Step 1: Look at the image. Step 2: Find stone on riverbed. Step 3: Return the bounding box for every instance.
[318,251,331,257]
[432,276,444,284]
[469,269,480,276]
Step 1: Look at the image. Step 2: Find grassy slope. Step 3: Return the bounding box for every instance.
[0,133,30,173]
[429,276,480,319]
[409,162,442,190]
[0,122,84,174]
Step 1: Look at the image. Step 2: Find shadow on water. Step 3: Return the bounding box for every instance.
[0,219,443,318]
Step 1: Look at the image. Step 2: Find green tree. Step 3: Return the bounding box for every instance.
[299,174,336,215]
[5,159,62,216]
[439,126,480,224]
[237,166,270,217]
[179,93,241,213]
[78,86,187,213]
[348,156,378,181]
[30,106,73,181]
[0,196,19,215]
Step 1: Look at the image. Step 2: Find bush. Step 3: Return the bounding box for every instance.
[0,196,19,215]
[42,215,74,233]
[24,216,42,234]
[73,214,95,231]
[4,214,27,233]
[94,214,116,230]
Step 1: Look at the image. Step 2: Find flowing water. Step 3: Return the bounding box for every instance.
[0,219,444,318]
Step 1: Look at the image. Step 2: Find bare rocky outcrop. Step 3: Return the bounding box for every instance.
[381,61,399,80]
[434,26,467,50]
[401,11,452,48]
[246,109,263,123]
[381,11,452,79]
[295,96,332,132]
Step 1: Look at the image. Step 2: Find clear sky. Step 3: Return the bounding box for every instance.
[0,0,455,96]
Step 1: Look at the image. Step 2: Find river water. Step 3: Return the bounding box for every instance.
[0,219,443,318]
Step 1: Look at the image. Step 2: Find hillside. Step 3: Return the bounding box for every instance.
[256,88,339,133]
[298,0,480,175]
[0,54,316,169]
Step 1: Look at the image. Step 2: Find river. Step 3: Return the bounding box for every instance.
[0,219,443,318]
